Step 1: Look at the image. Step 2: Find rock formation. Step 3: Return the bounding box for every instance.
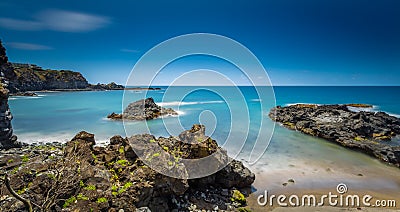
[88,82,125,90]
[7,63,89,93]
[0,40,19,149]
[4,58,125,93]
[269,104,400,168]
[0,125,255,211]
[108,97,178,120]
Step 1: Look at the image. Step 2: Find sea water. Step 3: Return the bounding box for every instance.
[9,86,400,193]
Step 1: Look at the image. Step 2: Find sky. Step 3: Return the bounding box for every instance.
[0,0,399,86]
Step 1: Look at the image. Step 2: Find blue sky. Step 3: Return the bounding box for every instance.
[0,0,399,85]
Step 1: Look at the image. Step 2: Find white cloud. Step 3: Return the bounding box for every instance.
[0,18,42,30]
[7,42,53,50]
[0,9,110,32]
[37,10,111,32]
[120,49,140,53]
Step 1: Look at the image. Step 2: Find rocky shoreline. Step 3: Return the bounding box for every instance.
[0,125,255,211]
[269,104,400,168]
[108,97,178,120]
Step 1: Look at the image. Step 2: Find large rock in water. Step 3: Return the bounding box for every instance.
[108,97,178,120]
[0,40,19,149]
[269,104,400,168]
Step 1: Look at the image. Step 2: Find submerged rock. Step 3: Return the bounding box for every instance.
[108,97,178,120]
[269,104,400,168]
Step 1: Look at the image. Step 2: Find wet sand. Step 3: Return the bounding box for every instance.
[242,157,400,211]
[239,126,400,211]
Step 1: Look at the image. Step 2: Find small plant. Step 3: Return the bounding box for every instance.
[63,196,77,208]
[84,184,96,191]
[21,155,29,163]
[116,159,128,166]
[77,193,89,201]
[7,159,13,163]
[17,187,27,195]
[231,189,246,206]
[96,197,108,204]
[354,136,364,141]
[11,167,19,174]
[163,146,169,151]
[152,152,160,157]
[91,153,98,162]
[119,146,124,154]
[118,182,133,194]
[149,139,156,143]
[79,180,85,187]
[47,173,56,180]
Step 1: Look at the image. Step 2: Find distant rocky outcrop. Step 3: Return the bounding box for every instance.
[108,97,178,120]
[88,82,125,90]
[269,104,400,168]
[0,125,254,211]
[0,40,20,149]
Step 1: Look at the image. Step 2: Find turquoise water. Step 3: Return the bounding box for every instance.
[9,86,400,192]
[10,86,400,143]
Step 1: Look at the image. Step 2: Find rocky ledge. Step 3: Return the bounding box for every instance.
[9,92,38,97]
[108,97,178,120]
[88,82,125,90]
[0,125,254,211]
[269,104,400,168]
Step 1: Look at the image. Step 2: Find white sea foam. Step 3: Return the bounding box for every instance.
[9,96,43,100]
[175,110,185,115]
[16,132,72,144]
[157,100,224,107]
[346,105,378,113]
[284,103,400,118]
[285,102,321,106]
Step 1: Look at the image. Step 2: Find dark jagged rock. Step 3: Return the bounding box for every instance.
[10,92,38,97]
[269,104,400,168]
[0,125,255,211]
[0,40,20,149]
[108,97,178,120]
[88,82,125,90]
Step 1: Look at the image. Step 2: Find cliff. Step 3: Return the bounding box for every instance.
[0,40,19,149]
[8,64,89,93]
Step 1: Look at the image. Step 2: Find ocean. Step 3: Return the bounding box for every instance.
[9,86,400,195]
